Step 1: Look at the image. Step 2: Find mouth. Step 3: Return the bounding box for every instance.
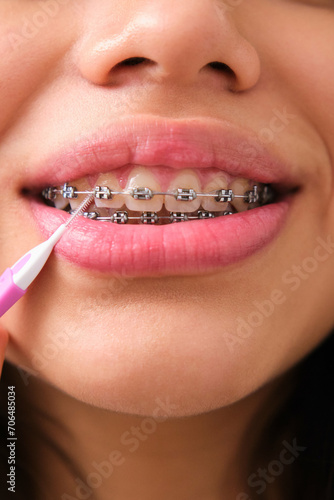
[25,116,299,277]
[39,167,277,225]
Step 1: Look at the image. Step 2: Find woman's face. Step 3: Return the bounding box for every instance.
[1,0,334,417]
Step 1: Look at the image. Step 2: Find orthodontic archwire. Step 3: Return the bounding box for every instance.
[0,194,94,317]
[42,182,274,224]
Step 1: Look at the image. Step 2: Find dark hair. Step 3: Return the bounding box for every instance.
[289,330,334,499]
[249,330,334,499]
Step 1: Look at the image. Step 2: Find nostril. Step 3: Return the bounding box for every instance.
[208,61,235,76]
[116,57,151,67]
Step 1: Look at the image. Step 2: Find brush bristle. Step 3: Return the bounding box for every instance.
[65,194,94,227]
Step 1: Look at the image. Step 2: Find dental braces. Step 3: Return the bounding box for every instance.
[70,209,235,224]
[42,183,274,224]
[43,183,274,205]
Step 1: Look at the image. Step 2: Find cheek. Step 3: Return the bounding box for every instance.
[251,3,334,143]
[0,4,75,134]
[245,2,334,215]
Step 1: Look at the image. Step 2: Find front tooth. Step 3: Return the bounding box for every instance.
[229,178,252,212]
[125,167,163,212]
[68,178,91,210]
[165,170,201,213]
[201,174,229,212]
[95,173,125,209]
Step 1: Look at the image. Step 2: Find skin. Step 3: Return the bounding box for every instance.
[1,0,334,498]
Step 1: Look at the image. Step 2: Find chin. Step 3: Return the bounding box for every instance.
[6,315,282,418]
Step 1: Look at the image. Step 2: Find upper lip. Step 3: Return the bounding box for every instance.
[26,115,300,190]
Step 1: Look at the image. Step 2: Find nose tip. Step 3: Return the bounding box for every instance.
[77,1,261,92]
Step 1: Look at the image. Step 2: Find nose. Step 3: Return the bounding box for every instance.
[77,0,260,92]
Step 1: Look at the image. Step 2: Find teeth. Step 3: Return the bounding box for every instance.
[95,173,126,209]
[42,186,69,209]
[165,170,201,213]
[68,178,91,210]
[125,167,163,212]
[43,167,275,225]
[230,178,253,212]
[201,174,229,212]
[54,193,69,210]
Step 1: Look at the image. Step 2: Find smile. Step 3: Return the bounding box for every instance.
[41,167,276,225]
[26,116,300,276]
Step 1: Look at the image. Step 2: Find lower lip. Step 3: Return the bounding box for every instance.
[30,199,290,277]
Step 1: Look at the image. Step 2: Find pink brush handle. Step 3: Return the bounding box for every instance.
[0,268,26,317]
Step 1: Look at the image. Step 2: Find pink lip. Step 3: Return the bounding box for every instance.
[27,115,299,188]
[28,116,297,277]
[30,199,290,277]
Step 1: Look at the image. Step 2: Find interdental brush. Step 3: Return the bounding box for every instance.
[0,194,94,317]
